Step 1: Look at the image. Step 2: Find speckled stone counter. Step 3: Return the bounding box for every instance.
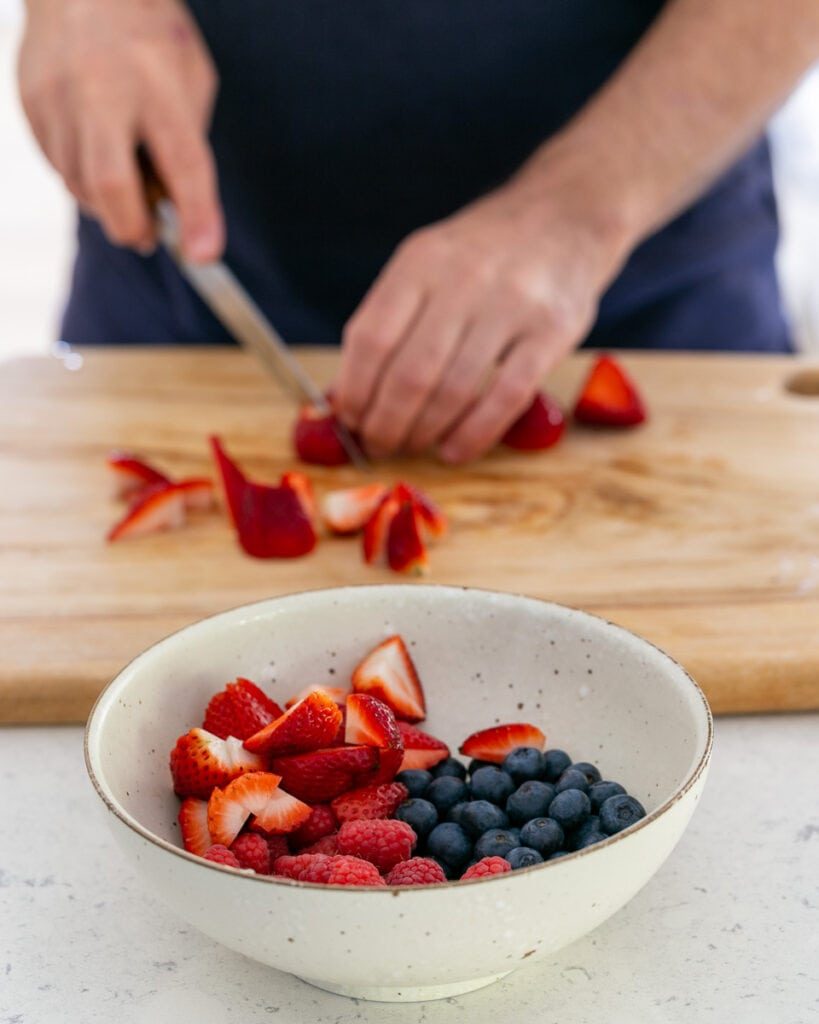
[1,715,817,1024]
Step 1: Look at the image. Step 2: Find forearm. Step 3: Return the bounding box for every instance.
[517,0,819,255]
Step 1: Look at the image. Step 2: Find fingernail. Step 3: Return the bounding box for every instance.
[186,225,221,263]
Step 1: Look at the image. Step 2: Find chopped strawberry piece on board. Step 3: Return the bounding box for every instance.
[107,481,186,542]
[293,403,350,466]
[175,477,216,510]
[321,484,388,535]
[502,392,565,451]
[573,354,647,427]
[107,452,170,499]
[387,500,428,575]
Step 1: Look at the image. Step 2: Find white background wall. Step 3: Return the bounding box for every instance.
[1,0,818,360]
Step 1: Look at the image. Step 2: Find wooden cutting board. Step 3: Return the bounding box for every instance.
[2,347,818,723]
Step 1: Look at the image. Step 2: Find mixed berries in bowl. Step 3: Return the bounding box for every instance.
[85,585,711,1002]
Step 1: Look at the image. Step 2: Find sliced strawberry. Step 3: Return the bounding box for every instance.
[321,484,388,535]
[284,684,349,710]
[203,677,284,741]
[573,354,647,428]
[351,635,426,723]
[458,723,547,764]
[502,391,565,451]
[107,452,170,499]
[293,403,350,466]
[362,488,403,565]
[243,690,342,756]
[397,721,450,771]
[387,500,428,575]
[271,744,379,802]
[408,485,448,539]
[170,728,265,799]
[175,477,216,510]
[178,797,213,856]
[210,436,317,558]
[331,781,409,823]
[207,771,311,846]
[107,481,186,542]
[281,470,317,523]
[345,693,404,784]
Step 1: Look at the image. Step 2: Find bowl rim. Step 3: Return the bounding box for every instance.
[84,583,713,893]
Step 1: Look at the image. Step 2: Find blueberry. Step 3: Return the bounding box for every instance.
[427,822,473,867]
[599,794,646,835]
[395,798,438,839]
[448,801,474,827]
[395,769,433,799]
[431,757,467,780]
[571,761,602,786]
[505,780,556,825]
[501,747,545,784]
[460,800,509,838]
[547,850,569,861]
[554,768,590,794]
[566,815,601,850]
[474,828,519,860]
[548,789,591,830]
[542,749,572,782]
[589,780,626,812]
[520,816,564,856]
[468,758,497,776]
[430,856,460,880]
[506,846,544,870]
[426,776,469,814]
[575,830,608,849]
[470,766,516,805]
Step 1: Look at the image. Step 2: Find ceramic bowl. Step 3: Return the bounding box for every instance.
[85,585,712,1003]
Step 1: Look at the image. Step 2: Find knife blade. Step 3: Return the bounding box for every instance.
[154,199,368,469]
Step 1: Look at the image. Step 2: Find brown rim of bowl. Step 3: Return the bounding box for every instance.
[84,583,714,893]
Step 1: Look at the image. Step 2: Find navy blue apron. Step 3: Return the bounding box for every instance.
[61,1,792,352]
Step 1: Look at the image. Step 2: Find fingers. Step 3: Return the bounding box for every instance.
[439,335,560,464]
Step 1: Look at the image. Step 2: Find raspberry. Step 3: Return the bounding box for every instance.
[325,856,385,886]
[264,835,290,861]
[230,833,272,874]
[300,833,339,856]
[290,804,338,849]
[461,856,512,880]
[337,819,416,874]
[202,844,241,868]
[331,782,409,823]
[273,853,331,882]
[385,857,447,886]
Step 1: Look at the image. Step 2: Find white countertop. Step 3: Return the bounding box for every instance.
[1,715,817,1024]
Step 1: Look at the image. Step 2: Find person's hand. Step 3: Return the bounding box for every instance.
[18,0,223,262]
[336,166,632,463]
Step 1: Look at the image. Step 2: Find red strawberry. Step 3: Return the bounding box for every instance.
[331,781,408,823]
[461,856,512,880]
[351,636,426,722]
[573,354,647,427]
[107,452,170,499]
[178,797,212,856]
[385,857,447,886]
[337,819,416,874]
[202,844,241,868]
[270,745,379,803]
[170,728,265,799]
[362,488,403,565]
[300,833,339,856]
[321,484,388,535]
[207,771,311,846]
[243,690,342,756]
[408,486,447,539]
[281,470,317,523]
[290,804,338,849]
[324,855,385,886]
[107,481,186,542]
[502,392,565,451]
[175,477,216,510]
[397,721,450,771]
[387,500,428,575]
[345,693,404,783]
[210,436,317,558]
[458,723,546,764]
[284,684,349,709]
[293,403,350,466]
[203,678,284,740]
[230,832,272,873]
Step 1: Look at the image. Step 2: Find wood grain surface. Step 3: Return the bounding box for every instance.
[1,347,818,722]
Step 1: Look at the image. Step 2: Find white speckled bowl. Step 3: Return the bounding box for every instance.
[85,585,712,1003]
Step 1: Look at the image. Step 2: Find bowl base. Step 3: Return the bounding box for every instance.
[298,970,512,1002]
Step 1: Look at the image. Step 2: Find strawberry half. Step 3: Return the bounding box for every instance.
[387,500,428,575]
[207,771,311,846]
[271,745,379,802]
[178,796,213,856]
[243,690,342,756]
[345,693,404,784]
[107,481,186,542]
[573,354,647,427]
[210,436,317,558]
[458,723,546,764]
[409,486,448,539]
[502,391,565,451]
[351,635,426,722]
[284,684,349,709]
[107,452,170,499]
[175,477,216,510]
[293,403,350,466]
[203,678,284,741]
[331,781,409,823]
[397,721,450,771]
[170,728,266,799]
[321,484,388,535]
[281,470,317,523]
[362,487,403,565]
